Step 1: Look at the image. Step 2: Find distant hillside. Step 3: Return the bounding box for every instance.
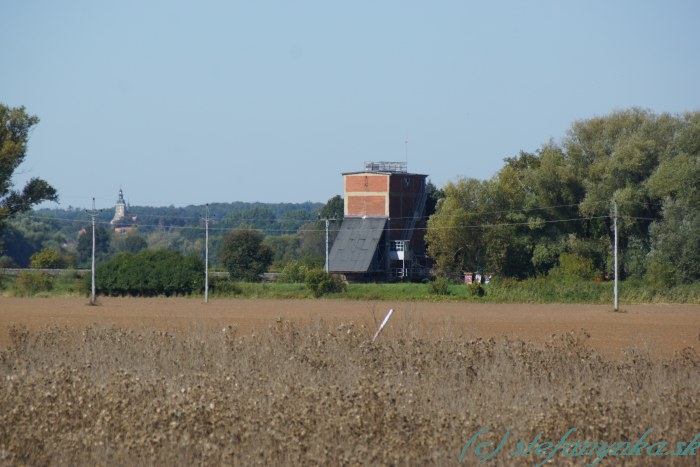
[0,201,325,267]
[33,200,324,233]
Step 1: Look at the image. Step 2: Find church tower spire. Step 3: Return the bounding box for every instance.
[111,187,126,225]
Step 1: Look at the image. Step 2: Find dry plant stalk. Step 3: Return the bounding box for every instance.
[0,321,698,465]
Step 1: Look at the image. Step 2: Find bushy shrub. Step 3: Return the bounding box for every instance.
[93,249,204,297]
[304,269,346,297]
[209,276,242,295]
[15,270,53,296]
[429,276,451,296]
[553,252,598,281]
[531,241,562,275]
[0,255,18,268]
[278,261,309,283]
[644,260,675,288]
[467,282,485,298]
[50,269,85,295]
[29,248,70,269]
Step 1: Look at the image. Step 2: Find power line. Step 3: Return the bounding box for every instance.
[40,196,670,226]
[15,191,667,238]
[16,211,639,235]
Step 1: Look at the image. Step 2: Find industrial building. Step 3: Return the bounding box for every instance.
[328,161,429,281]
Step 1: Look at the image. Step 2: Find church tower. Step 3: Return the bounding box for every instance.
[109,188,137,234]
[111,188,126,225]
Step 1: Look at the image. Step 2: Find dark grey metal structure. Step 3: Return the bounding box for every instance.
[328,217,387,276]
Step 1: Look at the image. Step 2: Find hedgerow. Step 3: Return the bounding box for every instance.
[92,249,204,297]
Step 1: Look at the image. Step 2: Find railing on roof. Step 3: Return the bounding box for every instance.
[364,161,407,173]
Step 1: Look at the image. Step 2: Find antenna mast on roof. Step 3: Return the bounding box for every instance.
[405,136,408,169]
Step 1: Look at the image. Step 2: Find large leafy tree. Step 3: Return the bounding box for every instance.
[264,234,301,268]
[645,112,700,284]
[426,171,534,278]
[425,178,489,276]
[319,194,344,220]
[424,180,445,217]
[298,195,344,261]
[0,105,58,253]
[426,109,700,281]
[76,225,111,265]
[219,229,274,281]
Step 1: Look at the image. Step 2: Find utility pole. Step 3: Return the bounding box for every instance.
[201,204,212,303]
[613,200,619,311]
[325,218,330,273]
[320,217,338,273]
[85,197,103,306]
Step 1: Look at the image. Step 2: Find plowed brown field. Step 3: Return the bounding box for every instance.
[2,297,700,465]
[1,297,698,357]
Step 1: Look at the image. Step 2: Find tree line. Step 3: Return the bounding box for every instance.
[427,108,699,285]
[2,103,698,289]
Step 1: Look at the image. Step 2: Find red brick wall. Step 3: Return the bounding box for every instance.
[345,174,388,193]
[347,195,387,217]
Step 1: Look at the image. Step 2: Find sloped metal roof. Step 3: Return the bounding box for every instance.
[329,217,387,273]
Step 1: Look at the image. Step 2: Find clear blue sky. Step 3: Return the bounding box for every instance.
[3,0,699,209]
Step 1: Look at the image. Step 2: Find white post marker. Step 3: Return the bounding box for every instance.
[372,308,394,342]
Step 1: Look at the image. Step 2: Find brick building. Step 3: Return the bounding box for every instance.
[329,162,429,281]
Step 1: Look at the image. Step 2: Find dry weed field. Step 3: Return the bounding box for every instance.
[1,298,699,465]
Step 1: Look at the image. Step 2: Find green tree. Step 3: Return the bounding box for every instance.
[116,234,148,254]
[425,178,489,277]
[319,194,344,220]
[563,109,679,276]
[219,229,274,281]
[426,169,534,278]
[264,234,301,269]
[552,252,598,281]
[146,231,192,252]
[76,225,111,265]
[299,195,345,261]
[221,206,276,232]
[276,210,316,234]
[319,194,344,248]
[29,247,69,269]
[0,223,36,266]
[425,110,700,281]
[645,114,700,284]
[425,180,445,217]
[0,104,58,254]
[298,220,324,261]
[482,164,533,278]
